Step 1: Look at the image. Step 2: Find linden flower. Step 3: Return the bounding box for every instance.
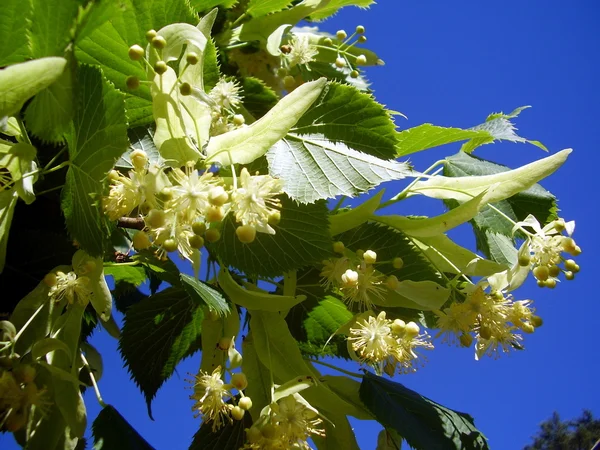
[390,322,434,374]
[434,302,477,345]
[475,326,523,360]
[0,371,22,412]
[167,168,221,223]
[191,367,232,432]
[209,78,242,111]
[320,257,349,290]
[287,35,318,67]
[272,395,324,447]
[48,271,92,305]
[230,168,283,234]
[340,265,385,311]
[349,311,396,364]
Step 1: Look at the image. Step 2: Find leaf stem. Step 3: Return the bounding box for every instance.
[80,351,106,407]
[42,146,68,172]
[16,117,32,146]
[332,195,346,212]
[12,303,46,352]
[306,358,363,378]
[378,160,445,209]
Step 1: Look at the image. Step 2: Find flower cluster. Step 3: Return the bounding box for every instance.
[244,394,324,450]
[102,150,284,261]
[434,286,542,360]
[349,311,433,375]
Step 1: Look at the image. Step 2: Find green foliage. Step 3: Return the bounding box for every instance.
[0,0,31,66]
[524,410,600,450]
[241,77,279,118]
[92,405,154,450]
[246,0,293,18]
[360,372,489,450]
[189,408,253,450]
[309,0,375,21]
[212,195,332,276]
[119,287,205,414]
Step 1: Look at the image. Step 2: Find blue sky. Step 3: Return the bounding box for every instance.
[2,1,599,449]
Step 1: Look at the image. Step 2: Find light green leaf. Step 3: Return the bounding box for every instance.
[273,375,318,402]
[75,0,197,126]
[180,273,230,316]
[38,361,85,386]
[32,338,72,360]
[373,191,488,238]
[74,0,126,44]
[62,65,128,257]
[72,250,113,321]
[0,0,31,65]
[322,375,373,420]
[301,295,353,344]
[379,280,450,310]
[266,24,292,56]
[0,141,38,204]
[242,333,273,420]
[104,264,147,286]
[330,190,384,236]
[268,135,411,203]
[92,405,154,450]
[205,78,326,165]
[475,229,517,266]
[312,412,361,450]
[0,190,18,273]
[0,57,67,118]
[218,267,306,312]
[411,149,571,203]
[198,310,227,374]
[155,23,208,63]
[247,0,293,18]
[412,234,507,277]
[309,0,375,21]
[190,0,238,12]
[241,77,278,119]
[212,195,331,277]
[29,0,79,57]
[119,286,204,413]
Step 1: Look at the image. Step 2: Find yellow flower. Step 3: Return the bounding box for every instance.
[48,271,92,306]
[349,311,396,364]
[167,168,220,223]
[287,35,318,67]
[190,367,232,432]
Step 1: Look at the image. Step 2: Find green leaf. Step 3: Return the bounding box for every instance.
[0,0,32,65]
[74,0,126,44]
[212,195,331,277]
[0,190,18,273]
[92,405,154,450]
[302,295,353,344]
[292,83,398,160]
[75,0,197,126]
[309,0,375,21]
[29,0,79,57]
[62,64,129,257]
[32,337,72,360]
[134,251,182,286]
[322,375,373,420]
[268,134,411,203]
[241,77,278,119]
[205,78,327,165]
[301,60,371,92]
[119,286,204,413]
[360,372,489,450]
[190,0,238,12]
[442,151,559,263]
[180,273,230,315]
[189,408,252,450]
[247,0,292,17]
[312,412,361,450]
[461,106,546,153]
[242,333,273,420]
[0,57,67,118]
[104,264,147,286]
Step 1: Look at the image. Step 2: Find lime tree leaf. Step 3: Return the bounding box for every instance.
[92,405,154,450]
[29,0,79,57]
[461,106,546,153]
[212,195,331,277]
[292,83,398,160]
[75,0,197,126]
[0,57,67,118]
[312,412,360,450]
[241,77,278,119]
[330,190,384,236]
[180,273,230,315]
[301,295,352,344]
[190,0,238,12]
[61,65,128,257]
[268,135,411,203]
[247,0,293,17]
[301,60,371,92]
[119,286,204,414]
[396,124,495,157]
[309,0,375,21]
[443,151,559,264]
[116,127,165,170]
[360,372,489,450]
[189,408,252,450]
[205,78,326,166]
[104,264,147,286]
[0,0,31,65]
[242,333,272,420]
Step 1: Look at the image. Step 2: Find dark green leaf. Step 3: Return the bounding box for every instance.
[119,286,204,414]
[309,0,375,21]
[241,77,278,119]
[133,251,182,286]
[116,127,164,170]
[29,0,79,57]
[62,64,128,257]
[246,0,292,18]
[443,152,557,263]
[188,407,252,450]
[203,38,220,92]
[92,405,155,450]
[301,61,371,92]
[0,0,32,65]
[75,0,197,126]
[212,195,331,277]
[360,372,489,450]
[180,273,230,315]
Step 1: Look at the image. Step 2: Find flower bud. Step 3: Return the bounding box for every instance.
[145,29,157,42]
[205,228,221,243]
[323,37,333,46]
[151,36,167,49]
[126,76,140,90]
[391,318,405,334]
[130,150,148,170]
[0,321,17,342]
[533,265,550,281]
[564,271,575,280]
[386,275,399,290]
[554,218,566,232]
[356,25,366,34]
[205,205,224,223]
[218,337,232,350]
[133,230,152,250]
[231,372,248,390]
[179,82,192,96]
[44,272,58,287]
[479,325,492,340]
[189,234,204,249]
[128,45,144,61]
[153,61,168,75]
[233,114,245,126]
[236,225,256,244]
[405,321,420,337]
[521,322,535,334]
[336,30,347,40]
[146,209,166,228]
[531,315,543,327]
[363,250,377,264]
[162,238,178,253]
[335,57,346,68]
[561,237,577,253]
[283,75,296,90]
[564,259,579,273]
[192,222,206,235]
[548,264,560,278]
[333,241,345,254]
[350,70,359,78]
[268,210,281,226]
[544,278,557,289]
[356,54,367,65]
[247,426,262,444]
[208,186,229,206]
[459,333,473,348]
[392,257,404,269]
[238,396,253,410]
[231,406,245,420]
[358,35,367,43]
[341,269,359,286]
[186,52,199,65]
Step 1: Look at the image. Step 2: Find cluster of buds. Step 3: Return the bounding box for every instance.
[434,286,542,360]
[320,244,403,311]
[244,394,324,450]
[349,311,433,375]
[0,322,48,432]
[515,216,581,288]
[103,150,284,261]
